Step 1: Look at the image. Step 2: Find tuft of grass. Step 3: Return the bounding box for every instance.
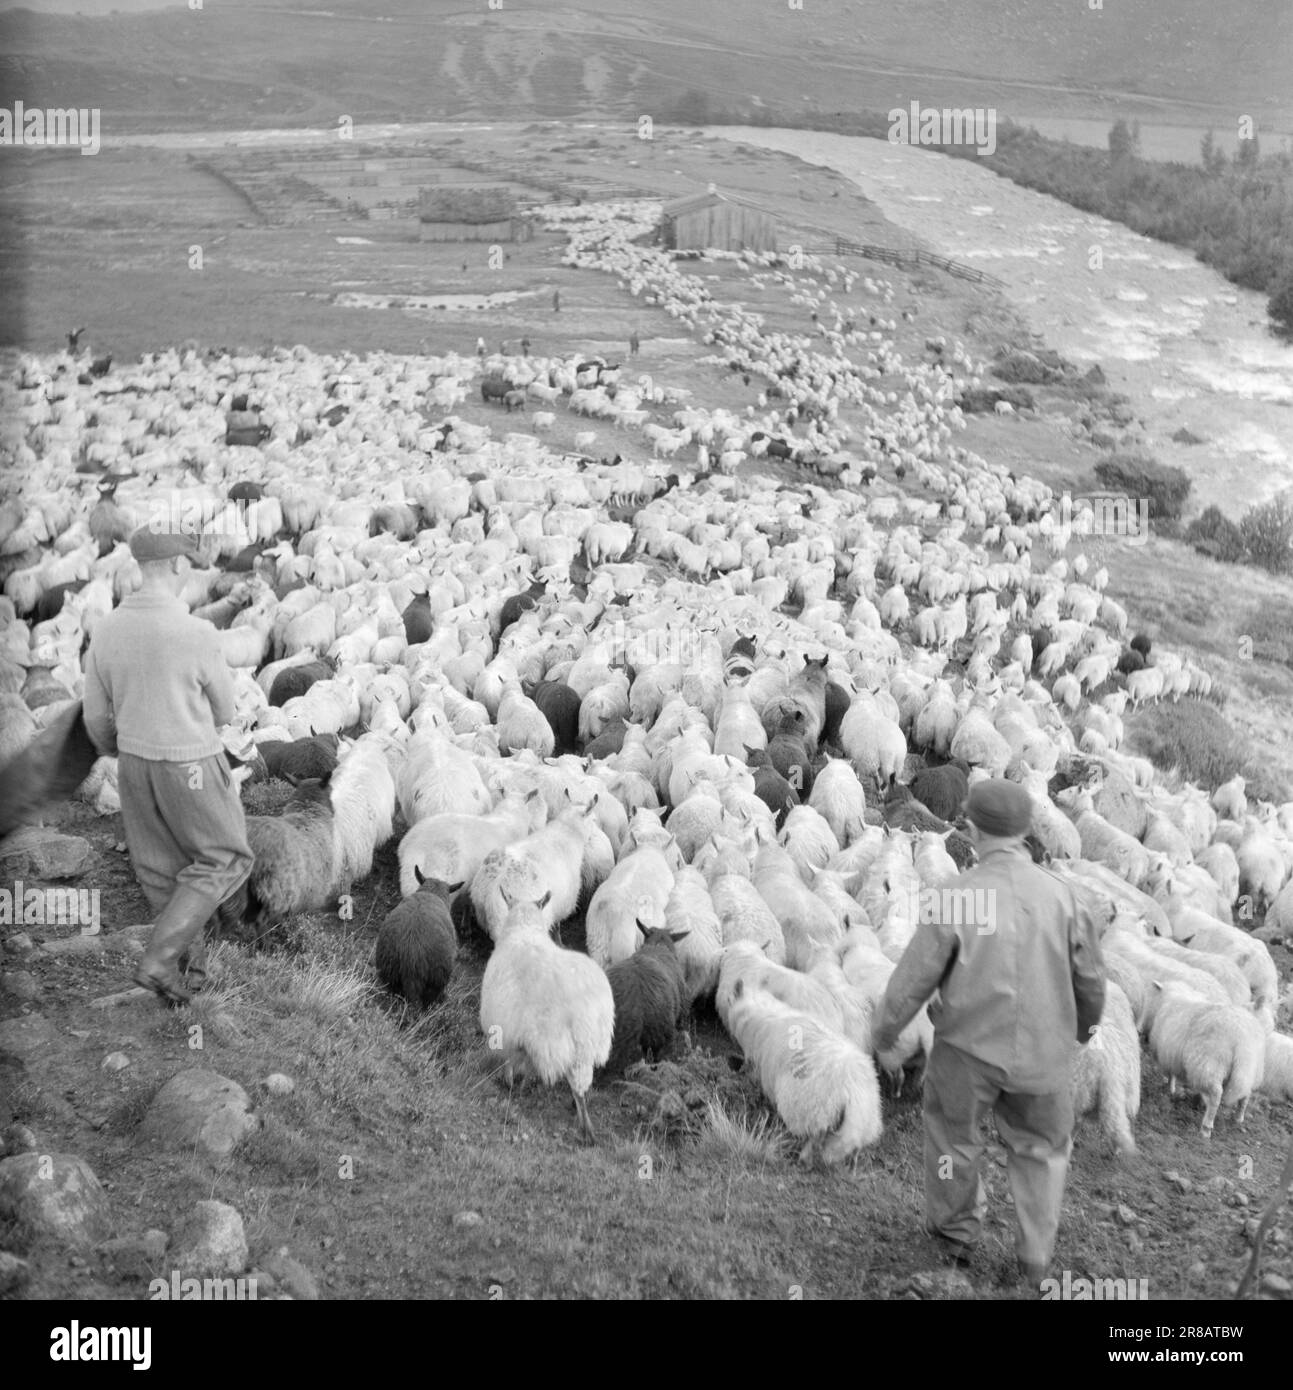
[1125,699,1279,798]
[692,1097,789,1167]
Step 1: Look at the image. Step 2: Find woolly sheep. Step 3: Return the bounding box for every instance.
[584,845,676,968]
[779,804,840,880]
[329,732,399,895]
[752,841,844,970]
[375,872,459,1013]
[471,804,591,942]
[242,775,336,933]
[1071,979,1141,1156]
[708,870,787,964]
[807,758,868,849]
[1259,1031,1293,1104]
[479,897,614,1143]
[722,982,883,1165]
[398,788,545,898]
[1147,981,1266,1138]
[664,865,724,1004]
[840,693,907,790]
[601,927,689,1075]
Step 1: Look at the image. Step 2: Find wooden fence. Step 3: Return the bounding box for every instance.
[832,237,1005,288]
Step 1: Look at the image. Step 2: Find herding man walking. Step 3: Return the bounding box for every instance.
[83,523,253,1004]
[872,778,1106,1287]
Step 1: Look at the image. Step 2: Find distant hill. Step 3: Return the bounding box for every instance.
[1,0,1289,134]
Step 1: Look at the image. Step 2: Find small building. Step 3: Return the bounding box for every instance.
[418,184,527,242]
[659,187,776,254]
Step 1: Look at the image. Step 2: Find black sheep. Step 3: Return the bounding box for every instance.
[253,734,339,784]
[533,679,582,755]
[268,659,332,707]
[1116,648,1145,676]
[583,720,628,760]
[32,579,88,623]
[1129,632,1152,658]
[908,762,970,823]
[600,928,689,1076]
[751,761,800,827]
[375,873,461,1014]
[402,592,433,645]
[751,734,815,800]
[228,480,265,502]
[498,582,545,635]
[0,700,99,837]
[822,680,851,749]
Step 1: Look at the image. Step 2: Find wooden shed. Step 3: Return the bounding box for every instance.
[418,184,527,242]
[659,188,776,254]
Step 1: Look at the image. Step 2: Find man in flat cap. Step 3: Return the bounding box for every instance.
[872,776,1105,1288]
[82,522,253,1004]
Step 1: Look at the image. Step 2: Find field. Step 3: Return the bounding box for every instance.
[2,119,1292,1303]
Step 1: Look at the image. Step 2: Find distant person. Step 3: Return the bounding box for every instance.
[520,336,531,357]
[476,337,486,358]
[629,331,640,357]
[67,325,86,354]
[462,261,468,273]
[552,289,561,313]
[83,524,253,1005]
[872,779,1106,1289]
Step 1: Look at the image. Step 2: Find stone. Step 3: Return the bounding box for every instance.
[101,1052,131,1072]
[1115,1203,1137,1226]
[263,1073,295,1096]
[0,1250,30,1294]
[138,1068,259,1162]
[96,1229,169,1280]
[4,933,34,955]
[2,1124,37,1156]
[1,970,38,1001]
[1261,1272,1292,1298]
[262,1248,318,1300]
[0,1153,113,1248]
[453,1210,483,1230]
[0,826,92,880]
[0,1012,57,1061]
[172,1201,247,1277]
[904,1268,976,1300]
[41,929,143,958]
[1162,1170,1192,1194]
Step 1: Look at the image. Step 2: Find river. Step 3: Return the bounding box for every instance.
[709,127,1293,514]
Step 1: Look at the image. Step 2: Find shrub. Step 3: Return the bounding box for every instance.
[1238,495,1293,574]
[1126,700,1249,792]
[1185,506,1246,563]
[958,384,1035,413]
[1093,452,1192,522]
[992,348,1064,384]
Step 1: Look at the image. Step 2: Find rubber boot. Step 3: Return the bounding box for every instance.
[133,884,221,1006]
[188,881,249,992]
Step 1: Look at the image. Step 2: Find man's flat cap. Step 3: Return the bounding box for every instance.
[966,778,1034,837]
[129,524,199,562]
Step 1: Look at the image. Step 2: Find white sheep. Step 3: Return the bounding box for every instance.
[664,865,724,1004]
[752,842,844,970]
[397,789,545,898]
[807,759,868,849]
[1259,1031,1293,1104]
[722,982,883,1164]
[1147,980,1267,1138]
[479,898,614,1143]
[584,844,676,969]
[329,731,399,895]
[1071,979,1141,1156]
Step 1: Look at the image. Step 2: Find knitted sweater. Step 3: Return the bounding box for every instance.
[83,591,235,761]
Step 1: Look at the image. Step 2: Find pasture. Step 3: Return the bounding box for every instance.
[1,121,1292,1302]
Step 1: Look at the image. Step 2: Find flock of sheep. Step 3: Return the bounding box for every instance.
[0,196,1291,1169]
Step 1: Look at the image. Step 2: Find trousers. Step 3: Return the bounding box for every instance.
[117,751,253,917]
[922,1039,1074,1270]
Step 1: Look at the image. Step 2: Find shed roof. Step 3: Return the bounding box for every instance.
[661,188,776,220]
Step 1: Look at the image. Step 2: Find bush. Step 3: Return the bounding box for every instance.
[992,348,1063,385]
[1092,452,1192,522]
[1184,505,1246,563]
[1126,700,1249,793]
[958,384,1035,413]
[1238,495,1293,574]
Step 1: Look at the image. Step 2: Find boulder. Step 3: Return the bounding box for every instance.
[261,1247,318,1300]
[0,1250,30,1294]
[0,1012,58,1061]
[138,1068,258,1162]
[172,1200,247,1277]
[0,1153,112,1248]
[1,971,39,1002]
[96,1229,169,1280]
[0,826,92,879]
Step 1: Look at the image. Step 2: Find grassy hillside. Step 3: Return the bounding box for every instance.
[0,0,1290,134]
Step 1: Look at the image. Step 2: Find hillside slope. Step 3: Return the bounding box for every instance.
[0,0,1289,134]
